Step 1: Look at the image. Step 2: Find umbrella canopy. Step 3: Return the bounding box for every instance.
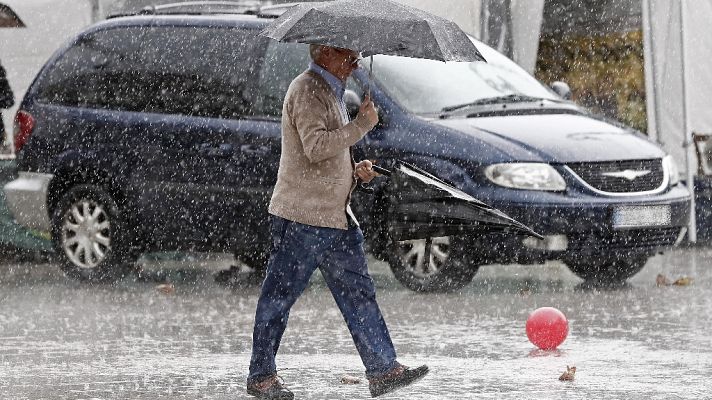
[375,162,543,242]
[259,0,485,62]
[0,4,25,28]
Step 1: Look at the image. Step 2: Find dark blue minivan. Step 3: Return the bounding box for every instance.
[4,4,690,291]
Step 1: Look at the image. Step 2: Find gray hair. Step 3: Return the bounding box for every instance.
[309,44,326,61]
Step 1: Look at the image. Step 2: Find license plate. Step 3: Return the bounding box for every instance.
[613,205,671,228]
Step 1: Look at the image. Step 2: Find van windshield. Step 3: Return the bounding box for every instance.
[367,39,558,115]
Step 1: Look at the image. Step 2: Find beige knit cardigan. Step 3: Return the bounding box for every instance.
[268,70,376,229]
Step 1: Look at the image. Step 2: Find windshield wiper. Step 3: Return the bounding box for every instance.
[440,94,552,114]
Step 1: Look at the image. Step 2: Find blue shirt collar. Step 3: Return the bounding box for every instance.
[309,62,345,100]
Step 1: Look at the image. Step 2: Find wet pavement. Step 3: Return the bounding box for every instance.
[0,247,710,399]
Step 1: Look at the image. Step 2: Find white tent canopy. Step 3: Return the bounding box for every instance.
[644,0,712,160]
[643,0,712,241]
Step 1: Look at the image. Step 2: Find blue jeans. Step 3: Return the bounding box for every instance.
[248,216,398,382]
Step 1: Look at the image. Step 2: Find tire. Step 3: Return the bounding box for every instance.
[387,236,479,292]
[235,248,269,277]
[566,255,649,284]
[51,184,133,282]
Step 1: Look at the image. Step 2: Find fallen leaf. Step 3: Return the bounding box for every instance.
[155,283,175,294]
[673,277,693,286]
[559,365,576,381]
[656,274,672,287]
[340,375,361,385]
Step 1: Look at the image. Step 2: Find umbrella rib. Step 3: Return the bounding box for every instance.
[260,6,312,41]
[422,16,483,62]
[421,18,447,62]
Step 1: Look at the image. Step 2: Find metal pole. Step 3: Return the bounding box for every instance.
[642,0,660,143]
[89,0,101,22]
[368,55,373,98]
[680,0,697,242]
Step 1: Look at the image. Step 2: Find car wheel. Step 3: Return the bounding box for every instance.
[566,255,649,284]
[236,249,269,277]
[387,236,479,292]
[51,184,132,282]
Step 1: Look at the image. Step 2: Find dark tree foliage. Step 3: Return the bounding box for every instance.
[535,30,647,133]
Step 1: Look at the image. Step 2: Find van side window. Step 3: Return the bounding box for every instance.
[37,26,260,119]
[37,28,145,110]
[253,41,311,118]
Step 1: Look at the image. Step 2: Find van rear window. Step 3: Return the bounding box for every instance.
[37,26,262,119]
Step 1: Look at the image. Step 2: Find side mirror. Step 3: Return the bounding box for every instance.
[550,81,572,100]
[344,89,361,121]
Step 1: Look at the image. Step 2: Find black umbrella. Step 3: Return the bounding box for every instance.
[372,162,543,242]
[0,4,25,28]
[258,0,485,62]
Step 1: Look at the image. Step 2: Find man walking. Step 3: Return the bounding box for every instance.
[0,60,14,152]
[246,44,428,400]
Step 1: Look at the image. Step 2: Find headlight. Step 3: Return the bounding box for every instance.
[663,155,680,186]
[485,163,566,191]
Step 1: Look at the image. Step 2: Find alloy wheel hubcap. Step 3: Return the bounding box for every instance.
[396,236,450,279]
[62,199,111,269]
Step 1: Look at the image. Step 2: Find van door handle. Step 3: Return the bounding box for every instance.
[198,143,233,158]
[240,144,270,156]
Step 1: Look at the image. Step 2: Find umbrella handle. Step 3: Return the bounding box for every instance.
[368,55,373,98]
[356,165,390,194]
[372,165,391,176]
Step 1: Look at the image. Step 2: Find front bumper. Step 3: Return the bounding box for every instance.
[3,172,54,231]
[473,185,691,265]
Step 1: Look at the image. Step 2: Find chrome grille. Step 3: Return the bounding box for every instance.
[567,159,665,194]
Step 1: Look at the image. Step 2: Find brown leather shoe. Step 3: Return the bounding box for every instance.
[246,374,294,400]
[368,364,429,397]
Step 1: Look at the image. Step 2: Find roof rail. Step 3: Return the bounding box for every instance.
[107,1,270,19]
[256,2,301,18]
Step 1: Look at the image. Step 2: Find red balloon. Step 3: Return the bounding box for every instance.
[526,307,569,350]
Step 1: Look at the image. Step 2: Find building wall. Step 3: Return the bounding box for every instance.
[1,0,93,140]
[394,0,481,37]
